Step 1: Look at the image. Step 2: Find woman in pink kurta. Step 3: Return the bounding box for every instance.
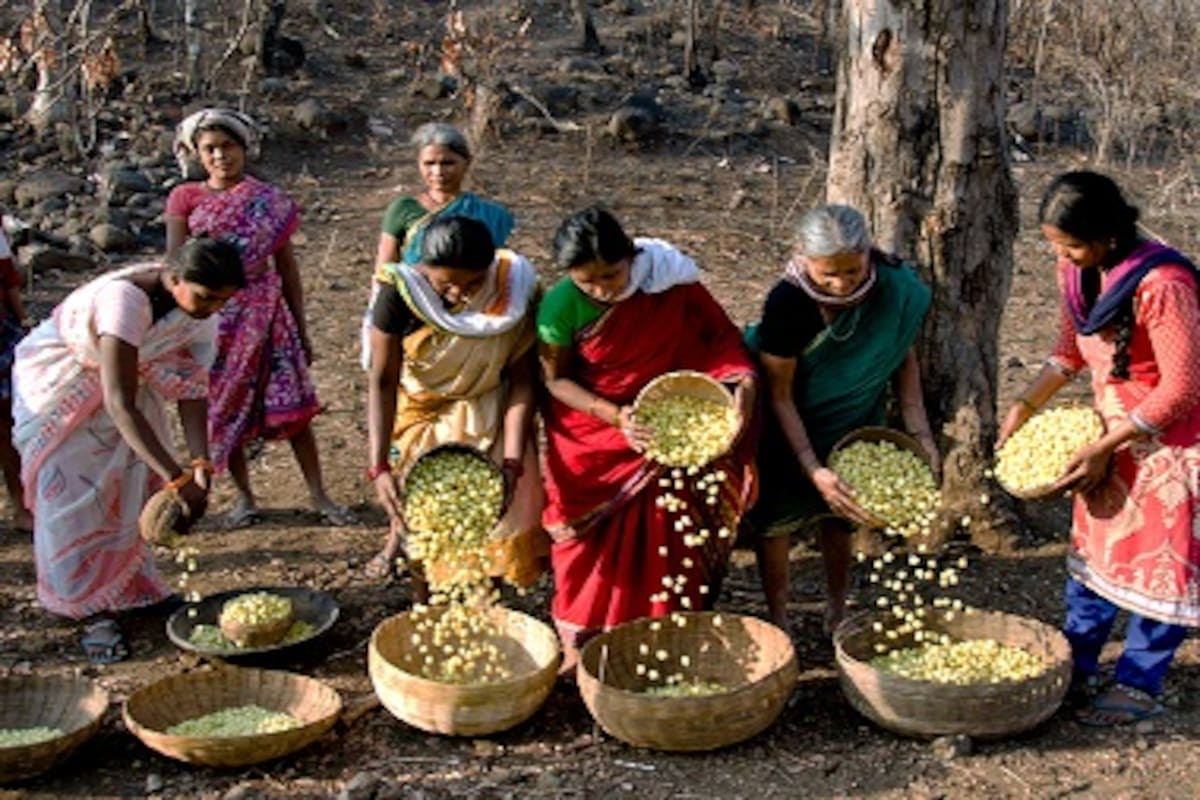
[1000,171,1200,726]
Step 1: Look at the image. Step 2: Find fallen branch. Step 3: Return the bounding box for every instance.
[507,83,584,133]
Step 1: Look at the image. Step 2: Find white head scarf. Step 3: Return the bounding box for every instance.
[174,108,261,176]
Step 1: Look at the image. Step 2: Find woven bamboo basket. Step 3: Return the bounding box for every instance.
[995,407,1106,501]
[400,443,505,533]
[834,609,1071,739]
[633,370,737,465]
[138,487,188,545]
[0,675,109,784]
[828,427,936,530]
[218,594,296,649]
[369,607,559,736]
[577,612,798,751]
[123,666,341,767]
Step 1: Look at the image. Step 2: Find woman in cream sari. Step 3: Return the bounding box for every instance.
[365,215,544,589]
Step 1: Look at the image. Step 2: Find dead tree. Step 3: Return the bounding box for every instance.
[569,0,601,53]
[26,0,72,135]
[826,0,1019,550]
[183,0,203,93]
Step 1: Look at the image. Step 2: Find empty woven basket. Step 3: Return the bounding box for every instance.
[577,611,797,751]
[834,609,1071,739]
[123,666,341,767]
[369,607,560,736]
[0,674,109,784]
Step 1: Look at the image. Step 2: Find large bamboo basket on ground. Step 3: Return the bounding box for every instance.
[633,370,737,464]
[0,675,109,784]
[577,612,797,751]
[369,607,560,736]
[834,609,1071,739]
[123,666,341,767]
[995,406,1106,501]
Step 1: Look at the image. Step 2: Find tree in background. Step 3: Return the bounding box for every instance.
[826,0,1019,549]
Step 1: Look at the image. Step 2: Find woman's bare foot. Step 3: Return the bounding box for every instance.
[220,496,263,531]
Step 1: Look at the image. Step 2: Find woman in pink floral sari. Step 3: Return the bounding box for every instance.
[13,238,243,662]
[166,108,353,528]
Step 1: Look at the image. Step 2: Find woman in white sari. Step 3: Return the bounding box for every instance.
[364,215,545,591]
[13,237,244,662]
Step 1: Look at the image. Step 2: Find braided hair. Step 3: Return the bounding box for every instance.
[1039,171,1141,380]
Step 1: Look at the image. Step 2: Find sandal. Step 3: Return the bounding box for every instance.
[1076,683,1164,727]
[220,501,264,531]
[1064,671,1103,711]
[316,502,358,527]
[363,551,401,583]
[80,618,129,664]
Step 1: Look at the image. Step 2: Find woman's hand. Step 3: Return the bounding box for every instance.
[811,466,873,526]
[996,402,1034,449]
[732,378,756,442]
[1053,442,1113,495]
[617,405,652,453]
[914,432,942,479]
[300,332,314,365]
[176,479,209,526]
[373,472,404,524]
[499,458,522,513]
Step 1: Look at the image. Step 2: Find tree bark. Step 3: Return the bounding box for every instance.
[570,0,601,53]
[26,0,72,135]
[184,0,203,93]
[826,0,1020,551]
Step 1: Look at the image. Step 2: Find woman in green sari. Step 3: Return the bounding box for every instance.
[361,123,514,368]
[745,205,938,636]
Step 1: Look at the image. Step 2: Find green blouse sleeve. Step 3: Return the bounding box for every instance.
[537,278,602,347]
[380,196,427,238]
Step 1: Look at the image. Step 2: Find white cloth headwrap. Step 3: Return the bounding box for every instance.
[396,250,538,338]
[611,237,700,302]
[174,108,261,176]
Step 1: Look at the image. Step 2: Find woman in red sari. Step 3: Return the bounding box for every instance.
[538,207,757,665]
[1000,171,1200,726]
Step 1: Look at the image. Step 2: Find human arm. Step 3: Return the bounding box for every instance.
[376,232,400,266]
[165,216,189,259]
[99,335,207,515]
[177,397,213,491]
[275,241,312,362]
[366,324,403,523]
[539,340,650,451]
[500,347,536,497]
[760,351,872,525]
[894,348,941,475]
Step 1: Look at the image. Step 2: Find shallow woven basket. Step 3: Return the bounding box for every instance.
[829,427,935,530]
[138,487,188,545]
[218,595,296,649]
[633,370,737,466]
[577,611,798,751]
[123,666,341,767]
[369,606,560,736]
[834,609,1071,739]
[0,675,109,784]
[996,406,1106,501]
[400,443,505,534]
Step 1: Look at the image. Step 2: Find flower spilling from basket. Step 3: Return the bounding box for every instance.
[188,620,316,651]
[995,405,1105,495]
[165,704,302,737]
[0,726,63,747]
[402,447,514,685]
[870,638,1049,684]
[637,394,738,468]
[829,439,940,539]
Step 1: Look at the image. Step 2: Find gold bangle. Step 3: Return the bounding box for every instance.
[190,457,214,474]
[165,471,193,492]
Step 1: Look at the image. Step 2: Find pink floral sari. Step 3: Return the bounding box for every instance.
[182,176,316,469]
[13,266,217,618]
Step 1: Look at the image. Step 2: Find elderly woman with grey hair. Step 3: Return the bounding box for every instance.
[361,123,516,580]
[744,204,938,637]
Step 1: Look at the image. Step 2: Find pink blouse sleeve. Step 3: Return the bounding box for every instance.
[1050,265,1086,374]
[93,280,152,348]
[1128,266,1200,433]
[165,183,204,219]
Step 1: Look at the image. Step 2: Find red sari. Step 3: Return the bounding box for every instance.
[542,283,757,646]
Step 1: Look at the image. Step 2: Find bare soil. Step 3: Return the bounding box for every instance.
[2,2,1198,798]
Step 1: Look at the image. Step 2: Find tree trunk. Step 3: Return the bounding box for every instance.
[184,0,203,93]
[570,0,601,53]
[826,0,1020,551]
[26,0,72,135]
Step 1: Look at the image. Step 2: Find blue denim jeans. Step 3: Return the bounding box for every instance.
[1063,577,1187,696]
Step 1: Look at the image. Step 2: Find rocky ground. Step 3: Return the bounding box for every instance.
[1,1,1199,798]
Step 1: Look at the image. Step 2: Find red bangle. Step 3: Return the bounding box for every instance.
[366,462,391,482]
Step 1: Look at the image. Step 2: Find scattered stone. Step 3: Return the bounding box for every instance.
[293,98,330,131]
[90,223,137,253]
[260,77,290,96]
[146,773,164,793]
[762,95,800,126]
[1134,719,1156,735]
[222,784,264,800]
[344,52,367,69]
[930,734,973,760]
[711,59,739,84]
[100,164,152,205]
[34,195,69,216]
[608,94,663,143]
[410,73,457,100]
[558,56,605,74]
[0,180,15,204]
[543,85,580,117]
[338,771,380,800]
[20,244,98,274]
[14,170,88,208]
[472,739,502,757]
